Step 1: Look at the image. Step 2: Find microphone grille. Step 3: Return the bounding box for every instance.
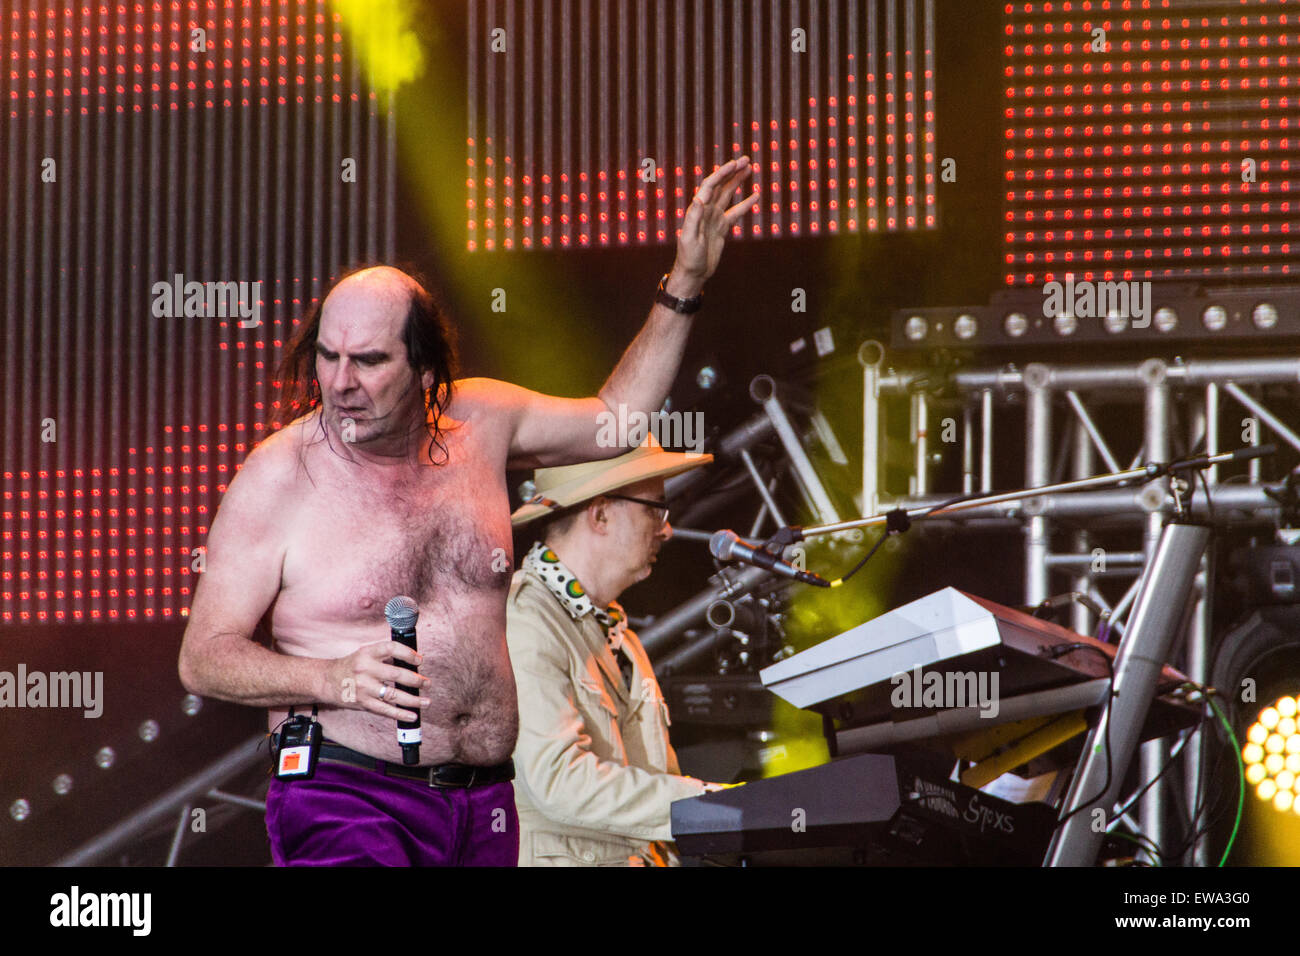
[384,595,419,630]
[709,529,736,561]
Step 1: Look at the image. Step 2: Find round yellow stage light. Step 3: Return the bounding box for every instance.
[1244,694,1300,815]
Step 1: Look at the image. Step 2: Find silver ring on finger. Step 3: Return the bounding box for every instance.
[378,681,392,701]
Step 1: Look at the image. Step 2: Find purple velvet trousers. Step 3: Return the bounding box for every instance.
[266,761,519,866]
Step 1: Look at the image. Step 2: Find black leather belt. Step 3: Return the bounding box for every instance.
[273,734,514,789]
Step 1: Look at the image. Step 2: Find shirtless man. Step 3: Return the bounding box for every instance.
[177,157,758,866]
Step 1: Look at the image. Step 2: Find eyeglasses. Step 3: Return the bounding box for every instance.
[605,494,670,527]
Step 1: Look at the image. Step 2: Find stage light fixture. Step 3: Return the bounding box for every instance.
[1243,693,1300,816]
[894,286,1297,349]
[1052,312,1077,337]
[1253,303,1280,331]
[1202,305,1229,332]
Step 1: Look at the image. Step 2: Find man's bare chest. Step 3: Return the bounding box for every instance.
[279,458,514,621]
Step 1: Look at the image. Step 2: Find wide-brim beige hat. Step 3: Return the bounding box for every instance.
[510,435,712,526]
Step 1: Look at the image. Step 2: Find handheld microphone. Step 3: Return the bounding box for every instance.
[709,529,830,587]
[383,595,421,765]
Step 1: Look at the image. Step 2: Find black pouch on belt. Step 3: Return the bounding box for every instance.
[273,705,322,781]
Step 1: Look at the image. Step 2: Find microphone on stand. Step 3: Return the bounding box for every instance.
[709,529,831,587]
[1165,443,1276,474]
[383,595,422,765]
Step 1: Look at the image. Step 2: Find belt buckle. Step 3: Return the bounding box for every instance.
[426,764,476,789]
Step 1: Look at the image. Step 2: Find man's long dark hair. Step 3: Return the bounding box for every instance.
[269,264,460,463]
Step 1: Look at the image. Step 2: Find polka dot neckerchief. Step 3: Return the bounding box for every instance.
[523,541,632,686]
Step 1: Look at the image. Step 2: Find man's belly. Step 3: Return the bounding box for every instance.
[304,687,519,767]
[267,608,520,767]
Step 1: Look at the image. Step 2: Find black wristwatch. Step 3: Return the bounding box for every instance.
[655,273,703,314]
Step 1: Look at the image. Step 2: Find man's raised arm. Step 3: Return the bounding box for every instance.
[477,157,758,471]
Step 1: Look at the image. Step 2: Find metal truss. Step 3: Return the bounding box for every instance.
[650,350,1299,865]
[55,735,266,866]
[861,350,1300,864]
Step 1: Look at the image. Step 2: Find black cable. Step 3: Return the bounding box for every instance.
[1108,720,1209,863]
[1163,685,1241,861]
[832,491,987,586]
[1049,643,1117,831]
[831,526,893,585]
[1112,719,1205,822]
[1109,827,1165,863]
[1197,468,1217,520]
[1102,682,1233,864]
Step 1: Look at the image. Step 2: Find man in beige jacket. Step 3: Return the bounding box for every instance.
[506,437,726,865]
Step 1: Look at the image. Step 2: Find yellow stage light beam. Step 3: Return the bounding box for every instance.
[336,3,605,393]
[333,0,425,97]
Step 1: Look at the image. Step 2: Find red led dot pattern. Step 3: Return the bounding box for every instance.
[2,2,393,625]
[466,0,939,251]
[0,281,336,624]
[5,0,362,117]
[1002,0,1296,286]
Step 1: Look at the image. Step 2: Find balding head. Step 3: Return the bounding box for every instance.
[325,265,422,311]
[271,263,459,463]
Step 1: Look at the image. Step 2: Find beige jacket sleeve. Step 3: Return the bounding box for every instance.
[507,599,705,843]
